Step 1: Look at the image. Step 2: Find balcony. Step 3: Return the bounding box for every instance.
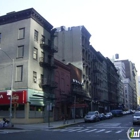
[72,87,86,95]
[39,78,51,87]
[39,78,57,89]
[39,57,57,69]
[40,41,51,50]
[40,41,58,53]
[51,45,58,53]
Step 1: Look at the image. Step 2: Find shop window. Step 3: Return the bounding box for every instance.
[16,105,25,118]
[16,104,24,110]
[30,105,44,111]
[0,105,10,111]
[29,105,44,118]
[0,105,13,117]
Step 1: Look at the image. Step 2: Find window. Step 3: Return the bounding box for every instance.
[34,30,38,41]
[16,65,23,82]
[41,52,45,61]
[18,28,25,39]
[17,45,24,58]
[0,33,1,43]
[33,71,37,83]
[41,74,44,84]
[41,35,45,43]
[33,47,38,60]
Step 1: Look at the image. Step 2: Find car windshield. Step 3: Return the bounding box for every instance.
[87,112,95,115]
[134,113,140,116]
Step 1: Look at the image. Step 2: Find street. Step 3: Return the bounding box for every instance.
[0,114,139,140]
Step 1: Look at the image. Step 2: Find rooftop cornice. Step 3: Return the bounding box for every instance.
[0,8,53,32]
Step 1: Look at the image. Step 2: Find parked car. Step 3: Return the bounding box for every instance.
[84,111,100,122]
[99,113,106,120]
[105,112,113,119]
[133,111,140,125]
[111,110,123,117]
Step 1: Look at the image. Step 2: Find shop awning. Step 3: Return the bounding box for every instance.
[70,103,88,108]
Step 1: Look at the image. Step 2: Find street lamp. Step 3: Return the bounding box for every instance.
[0,48,14,125]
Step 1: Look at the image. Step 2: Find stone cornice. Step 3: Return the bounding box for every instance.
[0,8,53,32]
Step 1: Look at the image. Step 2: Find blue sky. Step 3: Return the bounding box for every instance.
[0,0,140,75]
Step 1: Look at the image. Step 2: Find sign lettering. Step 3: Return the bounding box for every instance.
[0,95,3,99]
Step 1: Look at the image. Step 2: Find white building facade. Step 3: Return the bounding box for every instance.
[0,8,57,123]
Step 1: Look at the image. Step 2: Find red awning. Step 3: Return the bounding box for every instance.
[70,103,88,108]
[0,90,27,105]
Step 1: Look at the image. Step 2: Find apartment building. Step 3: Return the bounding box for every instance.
[54,26,114,113]
[54,26,92,106]
[0,8,57,123]
[106,58,120,110]
[122,78,133,109]
[114,61,126,108]
[118,60,138,109]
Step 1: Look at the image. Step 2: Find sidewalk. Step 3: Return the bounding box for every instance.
[13,118,84,130]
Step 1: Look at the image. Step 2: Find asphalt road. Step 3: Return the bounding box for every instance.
[0,114,139,140]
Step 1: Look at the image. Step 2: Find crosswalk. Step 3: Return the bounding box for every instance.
[44,127,127,134]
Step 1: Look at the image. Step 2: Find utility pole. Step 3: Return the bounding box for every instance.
[0,48,14,126]
[74,96,76,123]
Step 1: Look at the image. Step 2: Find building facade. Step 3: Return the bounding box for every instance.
[114,61,126,108]
[54,26,92,107]
[54,26,119,113]
[106,58,120,110]
[0,8,57,123]
[54,59,71,121]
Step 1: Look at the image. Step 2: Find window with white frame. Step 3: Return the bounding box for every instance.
[33,47,38,60]
[33,71,37,83]
[17,45,24,58]
[18,28,25,39]
[41,52,45,62]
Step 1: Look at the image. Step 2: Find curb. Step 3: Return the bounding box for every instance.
[0,127,24,130]
[53,121,84,129]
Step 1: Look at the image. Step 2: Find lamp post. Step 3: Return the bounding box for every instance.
[0,48,14,125]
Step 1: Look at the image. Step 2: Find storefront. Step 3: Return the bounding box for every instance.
[0,90,28,123]
[0,89,47,124]
[70,103,88,118]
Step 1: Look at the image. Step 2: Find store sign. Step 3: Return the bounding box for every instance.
[0,90,27,104]
[0,95,3,99]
